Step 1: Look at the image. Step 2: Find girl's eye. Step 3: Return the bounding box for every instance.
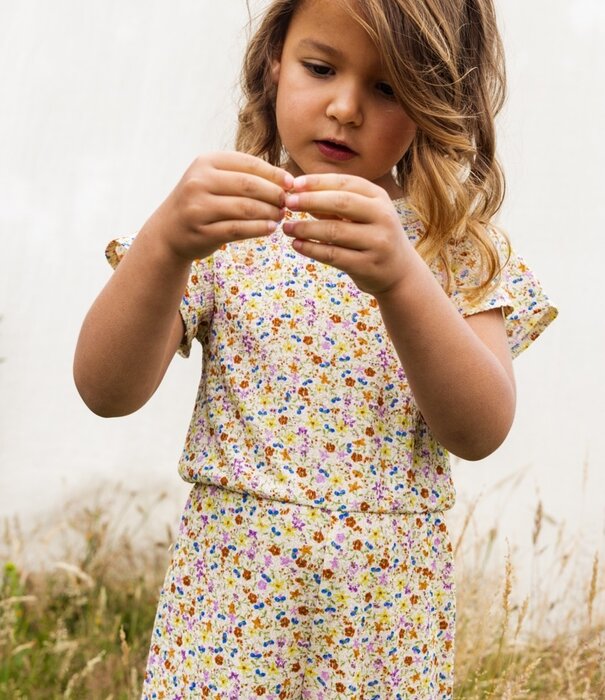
[377,82,395,99]
[303,62,333,77]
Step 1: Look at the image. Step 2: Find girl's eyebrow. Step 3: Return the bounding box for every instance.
[297,38,343,59]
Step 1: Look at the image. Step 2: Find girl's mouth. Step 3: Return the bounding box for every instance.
[314,140,357,161]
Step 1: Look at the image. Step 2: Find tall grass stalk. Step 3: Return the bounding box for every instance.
[453,493,605,699]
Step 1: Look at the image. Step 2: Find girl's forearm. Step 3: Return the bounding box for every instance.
[73,219,192,417]
[375,250,516,461]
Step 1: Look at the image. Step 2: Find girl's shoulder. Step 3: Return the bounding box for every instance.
[445,228,558,359]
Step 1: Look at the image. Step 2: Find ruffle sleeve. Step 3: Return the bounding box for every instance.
[445,230,558,359]
[105,236,214,358]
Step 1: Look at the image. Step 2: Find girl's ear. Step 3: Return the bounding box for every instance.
[270,57,281,84]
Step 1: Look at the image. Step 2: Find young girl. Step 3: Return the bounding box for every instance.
[74,0,557,697]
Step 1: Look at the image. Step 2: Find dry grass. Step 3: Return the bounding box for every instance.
[0,486,174,699]
[453,496,605,699]
[0,483,603,698]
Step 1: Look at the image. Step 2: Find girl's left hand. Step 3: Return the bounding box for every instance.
[283,174,414,296]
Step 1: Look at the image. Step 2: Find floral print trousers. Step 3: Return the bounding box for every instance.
[142,483,455,699]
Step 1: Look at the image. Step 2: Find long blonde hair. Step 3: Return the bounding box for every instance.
[237,0,509,297]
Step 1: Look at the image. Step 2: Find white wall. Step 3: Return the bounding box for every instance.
[1,1,604,579]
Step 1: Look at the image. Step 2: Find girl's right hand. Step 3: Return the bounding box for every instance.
[152,152,293,261]
[74,152,292,417]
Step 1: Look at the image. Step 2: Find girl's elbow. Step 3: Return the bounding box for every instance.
[85,398,137,419]
[74,383,132,418]
[452,432,509,461]
[448,405,516,461]
[73,369,145,418]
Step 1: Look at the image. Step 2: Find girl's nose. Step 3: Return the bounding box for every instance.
[325,83,363,127]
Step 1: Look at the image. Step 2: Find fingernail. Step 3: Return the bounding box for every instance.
[267,220,278,233]
[293,176,306,189]
[284,172,294,190]
[285,194,299,209]
[283,221,294,236]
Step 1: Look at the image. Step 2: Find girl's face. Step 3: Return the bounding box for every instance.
[271,0,416,198]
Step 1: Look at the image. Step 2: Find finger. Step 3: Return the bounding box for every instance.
[283,219,366,251]
[291,172,379,197]
[211,151,294,191]
[207,194,285,224]
[200,218,279,242]
[208,169,287,209]
[291,236,363,271]
[285,190,375,223]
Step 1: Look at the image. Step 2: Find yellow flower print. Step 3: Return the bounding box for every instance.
[307,414,321,430]
[284,431,297,447]
[237,656,254,675]
[285,643,300,660]
[266,659,281,677]
[357,570,373,587]
[315,287,327,302]
[368,526,383,545]
[377,609,392,627]
[224,572,237,589]
[216,674,230,690]
[356,404,370,420]
[272,288,285,303]
[329,473,345,489]
[222,515,235,530]
[200,652,213,670]
[398,596,412,616]
[264,268,280,286]
[420,674,432,691]
[373,585,389,605]
[265,415,278,430]
[412,610,427,628]
[334,340,349,357]
[331,589,351,608]
[433,588,446,607]
[202,496,215,512]
[198,622,212,645]
[333,417,347,433]
[274,470,289,485]
[259,394,272,409]
[235,531,250,548]
[380,443,394,460]
[271,577,288,595]
[306,507,322,523]
[282,522,297,538]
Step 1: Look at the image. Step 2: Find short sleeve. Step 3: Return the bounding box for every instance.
[105,236,215,358]
[446,231,558,359]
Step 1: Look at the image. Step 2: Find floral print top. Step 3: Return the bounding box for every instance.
[107,200,557,515]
